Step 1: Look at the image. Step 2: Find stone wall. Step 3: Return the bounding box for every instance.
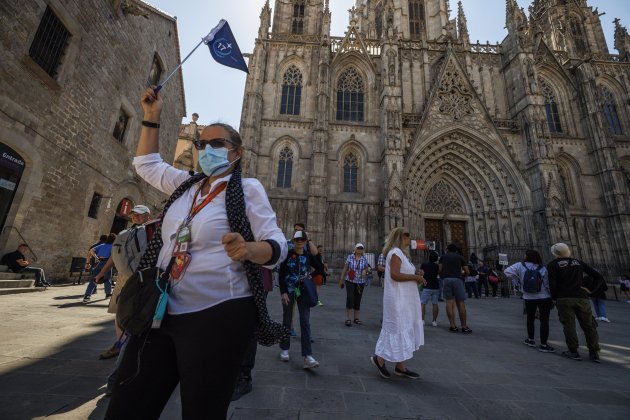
[0,0,185,279]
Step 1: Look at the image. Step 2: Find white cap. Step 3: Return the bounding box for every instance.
[131,204,151,215]
[293,230,308,241]
[355,243,365,249]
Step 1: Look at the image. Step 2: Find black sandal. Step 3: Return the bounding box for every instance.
[461,327,473,334]
[449,326,459,333]
[354,319,362,325]
[345,320,352,327]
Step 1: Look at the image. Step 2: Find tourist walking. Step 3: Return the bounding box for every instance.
[504,250,555,353]
[278,231,320,369]
[439,244,472,333]
[547,243,603,362]
[420,251,440,327]
[588,276,610,323]
[312,245,326,305]
[371,227,425,380]
[83,233,116,303]
[105,87,288,419]
[339,243,370,326]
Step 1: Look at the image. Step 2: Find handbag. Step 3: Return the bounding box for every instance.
[299,275,318,308]
[117,265,171,336]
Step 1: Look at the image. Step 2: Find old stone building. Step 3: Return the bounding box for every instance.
[236,0,630,275]
[0,0,185,278]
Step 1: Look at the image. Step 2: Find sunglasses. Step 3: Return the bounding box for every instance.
[192,138,234,151]
[356,247,364,250]
[403,232,410,237]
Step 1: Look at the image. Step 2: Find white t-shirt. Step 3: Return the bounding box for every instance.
[133,153,287,314]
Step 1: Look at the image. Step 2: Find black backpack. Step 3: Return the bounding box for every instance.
[521,262,543,293]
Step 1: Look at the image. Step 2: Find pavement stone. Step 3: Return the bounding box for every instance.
[0,283,629,419]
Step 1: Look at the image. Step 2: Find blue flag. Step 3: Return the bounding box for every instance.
[203,20,248,73]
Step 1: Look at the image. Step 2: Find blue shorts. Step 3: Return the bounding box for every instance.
[420,288,440,305]
[443,277,466,302]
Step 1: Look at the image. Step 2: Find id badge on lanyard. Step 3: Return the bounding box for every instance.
[171,224,192,281]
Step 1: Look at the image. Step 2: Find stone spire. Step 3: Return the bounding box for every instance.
[258,0,272,38]
[614,18,630,61]
[457,1,470,46]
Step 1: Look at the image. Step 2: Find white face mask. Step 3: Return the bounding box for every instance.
[198,146,240,176]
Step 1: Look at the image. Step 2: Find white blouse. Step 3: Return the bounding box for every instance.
[133,153,287,314]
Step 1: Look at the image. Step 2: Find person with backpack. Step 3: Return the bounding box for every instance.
[587,275,610,323]
[464,263,480,299]
[95,205,154,363]
[105,88,288,419]
[504,250,555,353]
[547,243,603,362]
[487,268,500,298]
[278,230,321,369]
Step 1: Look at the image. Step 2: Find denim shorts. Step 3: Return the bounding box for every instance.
[442,277,466,301]
[420,288,440,305]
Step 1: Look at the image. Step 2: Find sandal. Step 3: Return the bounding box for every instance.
[449,326,459,333]
[345,320,352,327]
[354,319,362,325]
[461,327,473,334]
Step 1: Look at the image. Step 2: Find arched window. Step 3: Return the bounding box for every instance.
[276,147,294,188]
[280,65,302,115]
[540,78,562,133]
[409,1,425,39]
[599,86,622,135]
[570,16,587,52]
[343,153,359,192]
[292,0,305,34]
[336,68,365,122]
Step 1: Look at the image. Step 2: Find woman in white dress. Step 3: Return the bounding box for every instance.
[371,227,425,379]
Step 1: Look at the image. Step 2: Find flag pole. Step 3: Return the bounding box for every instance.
[153,38,205,93]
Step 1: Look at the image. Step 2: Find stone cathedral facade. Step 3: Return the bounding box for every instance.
[237,0,630,275]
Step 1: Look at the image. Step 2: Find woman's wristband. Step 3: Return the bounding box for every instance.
[142,120,160,129]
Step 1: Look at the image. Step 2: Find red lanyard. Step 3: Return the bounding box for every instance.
[188,181,227,220]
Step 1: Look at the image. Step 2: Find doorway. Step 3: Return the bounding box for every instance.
[0,143,25,234]
[424,219,468,259]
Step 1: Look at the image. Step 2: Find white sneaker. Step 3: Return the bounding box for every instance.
[432,321,438,327]
[595,317,602,321]
[303,355,319,369]
[280,350,289,362]
[601,317,611,323]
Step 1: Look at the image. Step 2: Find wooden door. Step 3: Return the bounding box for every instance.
[424,219,443,250]
[450,221,468,260]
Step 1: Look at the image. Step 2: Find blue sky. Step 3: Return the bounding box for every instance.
[146,0,630,129]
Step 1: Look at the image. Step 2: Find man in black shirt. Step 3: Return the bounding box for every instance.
[439,244,471,333]
[420,251,440,326]
[547,243,603,362]
[2,244,49,287]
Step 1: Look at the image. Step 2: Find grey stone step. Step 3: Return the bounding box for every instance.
[0,272,36,280]
[0,279,35,288]
[0,287,46,296]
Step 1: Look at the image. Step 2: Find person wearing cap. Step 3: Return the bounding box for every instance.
[105,87,287,419]
[278,230,321,368]
[339,242,370,326]
[94,205,154,362]
[82,233,117,303]
[547,242,604,362]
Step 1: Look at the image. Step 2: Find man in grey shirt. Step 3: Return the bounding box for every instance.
[439,244,472,334]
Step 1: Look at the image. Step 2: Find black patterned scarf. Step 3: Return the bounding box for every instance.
[138,167,289,346]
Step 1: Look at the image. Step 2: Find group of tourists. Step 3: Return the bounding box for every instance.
[58,86,614,420]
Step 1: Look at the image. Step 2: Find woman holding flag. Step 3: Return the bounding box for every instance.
[105,82,287,418]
